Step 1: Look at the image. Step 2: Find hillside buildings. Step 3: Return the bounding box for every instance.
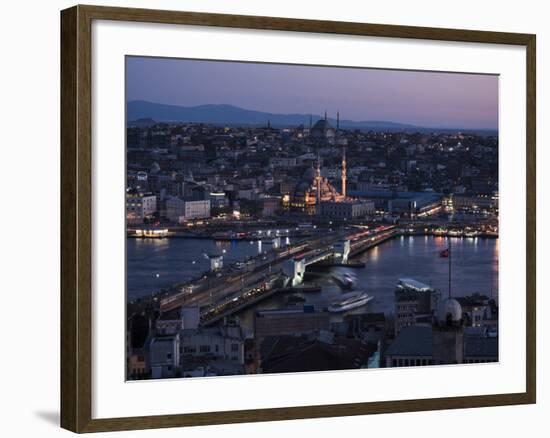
[126,116,498,225]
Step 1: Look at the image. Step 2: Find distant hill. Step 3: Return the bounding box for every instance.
[127,117,157,128]
[126,100,419,131]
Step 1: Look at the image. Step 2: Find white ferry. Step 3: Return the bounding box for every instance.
[328,291,373,313]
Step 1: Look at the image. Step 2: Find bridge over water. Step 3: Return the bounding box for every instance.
[159,226,399,321]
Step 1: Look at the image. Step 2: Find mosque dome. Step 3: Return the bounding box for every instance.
[312,119,332,132]
[294,181,311,196]
[302,166,316,181]
[436,298,462,325]
[311,118,335,138]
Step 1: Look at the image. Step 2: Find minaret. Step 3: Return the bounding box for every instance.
[309,114,312,130]
[337,111,340,130]
[324,110,327,121]
[341,143,347,198]
[315,154,322,207]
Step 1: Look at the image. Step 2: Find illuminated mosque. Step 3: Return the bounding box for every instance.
[283,111,352,215]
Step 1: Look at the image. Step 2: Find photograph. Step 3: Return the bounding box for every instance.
[125,57,500,380]
[0,0,541,435]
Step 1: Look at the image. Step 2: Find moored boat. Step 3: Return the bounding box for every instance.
[328,291,373,313]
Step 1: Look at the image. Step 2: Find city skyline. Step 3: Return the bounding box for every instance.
[126,56,499,381]
[126,56,499,130]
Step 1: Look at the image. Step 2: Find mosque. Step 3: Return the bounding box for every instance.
[309,110,337,143]
[283,156,345,215]
[282,111,374,218]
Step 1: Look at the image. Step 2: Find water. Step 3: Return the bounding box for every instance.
[127,236,498,320]
[127,238,265,299]
[335,235,498,314]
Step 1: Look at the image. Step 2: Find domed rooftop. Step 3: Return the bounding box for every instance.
[294,181,312,196]
[436,297,462,324]
[311,118,332,132]
[310,118,336,139]
[302,166,316,181]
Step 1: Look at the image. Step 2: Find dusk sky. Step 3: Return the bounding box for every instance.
[126,56,498,130]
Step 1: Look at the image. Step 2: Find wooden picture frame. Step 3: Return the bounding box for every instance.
[61,4,536,433]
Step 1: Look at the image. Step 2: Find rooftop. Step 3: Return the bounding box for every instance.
[465,336,498,358]
[261,334,374,374]
[385,326,433,357]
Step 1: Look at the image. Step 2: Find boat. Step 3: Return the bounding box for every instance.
[328,291,373,313]
[439,248,449,258]
[396,278,434,292]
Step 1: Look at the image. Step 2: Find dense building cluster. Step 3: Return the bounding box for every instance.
[126,115,499,226]
[128,281,499,379]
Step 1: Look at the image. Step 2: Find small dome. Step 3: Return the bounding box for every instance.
[294,181,311,196]
[436,298,462,324]
[302,166,316,180]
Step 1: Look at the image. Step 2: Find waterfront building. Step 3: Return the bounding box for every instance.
[126,190,157,224]
[355,181,408,196]
[165,197,211,222]
[387,192,443,217]
[452,193,498,214]
[208,191,229,209]
[320,199,375,219]
[394,278,439,336]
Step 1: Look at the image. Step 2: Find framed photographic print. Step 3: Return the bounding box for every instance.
[60,4,536,433]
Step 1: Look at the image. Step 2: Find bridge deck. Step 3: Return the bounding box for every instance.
[159,227,398,315]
